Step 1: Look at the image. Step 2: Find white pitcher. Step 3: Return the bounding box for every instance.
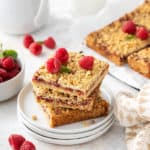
[0,0,49,34]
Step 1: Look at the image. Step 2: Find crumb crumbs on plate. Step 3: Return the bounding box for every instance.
[82,119,96,127]
[32,115,37,121]
[90,119,96,125]
[82,121,90,127]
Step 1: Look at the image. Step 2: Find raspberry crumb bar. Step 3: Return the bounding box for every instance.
[32,52,108,98]
[32,49,109,127]
[127,47,150,78]
[86,0,150,65]
[37,95,109,127]
[33,83,99,111]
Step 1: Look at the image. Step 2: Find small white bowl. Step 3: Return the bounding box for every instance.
[0,58,24,102]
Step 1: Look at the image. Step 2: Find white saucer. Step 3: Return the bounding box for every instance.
[20,119,114,145]
[17,83,114,134]
[18,111,114,140]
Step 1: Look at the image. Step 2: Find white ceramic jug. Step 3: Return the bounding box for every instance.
[0,0,49,34]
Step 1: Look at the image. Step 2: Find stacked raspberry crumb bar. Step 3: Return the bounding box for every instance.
[32,48,109,127]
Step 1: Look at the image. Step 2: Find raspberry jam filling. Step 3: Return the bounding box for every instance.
[32,77,84,96]
[37,96,90,106]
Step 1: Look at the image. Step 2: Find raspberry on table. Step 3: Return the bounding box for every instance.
[79,56,94,70]
[55,48,69,64]
[8,134,25,150]
[122,20,136,34]
[2,57,15,70]
[23,34,34,48]
[44,37,56,49]
[29,42,42,56]
[20,141,36,150]
[46,57,61,74]
[136,27,149,40]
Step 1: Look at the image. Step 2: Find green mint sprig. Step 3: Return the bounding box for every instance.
[125,35,135,40]
[2,50,18,59]
[0,49,18,59]
[37,41,44,45]
[60,65,71,73]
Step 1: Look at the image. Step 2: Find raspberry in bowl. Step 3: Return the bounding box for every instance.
[0,50,24,101]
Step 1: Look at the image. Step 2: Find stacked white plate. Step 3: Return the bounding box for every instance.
[17,83,115,145]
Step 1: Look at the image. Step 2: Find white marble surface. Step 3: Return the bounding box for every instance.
[0,0,144,149]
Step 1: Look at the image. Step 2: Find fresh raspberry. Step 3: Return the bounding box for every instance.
[55,48,69,64]
[20,141,36,150]
[23,34,34,48]
[29,42,42,56]
[7,68,20,79]
[14,62,21,70]
[2,57,15,70]
[136,27,149,40]
[122,20,136,34]
[44,37,56,49]
[8,134,25,150]
[46,57,61,74]
[79,56,94,70]
[0,68,7,79]
[0,76,3,82]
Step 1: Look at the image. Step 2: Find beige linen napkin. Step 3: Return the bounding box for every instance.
[115,83,150,150]
[137,84,150,121]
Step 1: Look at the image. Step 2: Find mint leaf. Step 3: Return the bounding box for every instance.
[37,41,44,45]
[125,35,135,40]
[3,50,18,59]
[60,65,71,73]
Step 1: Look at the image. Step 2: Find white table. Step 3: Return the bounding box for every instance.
[0,0,143,149]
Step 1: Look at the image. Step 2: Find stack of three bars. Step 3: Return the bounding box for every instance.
[32,52,109,127]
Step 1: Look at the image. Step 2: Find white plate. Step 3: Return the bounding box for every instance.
[18,112,114,140]
[20,119,114,145]
[17,83,114,134]
[19,112,114,139]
